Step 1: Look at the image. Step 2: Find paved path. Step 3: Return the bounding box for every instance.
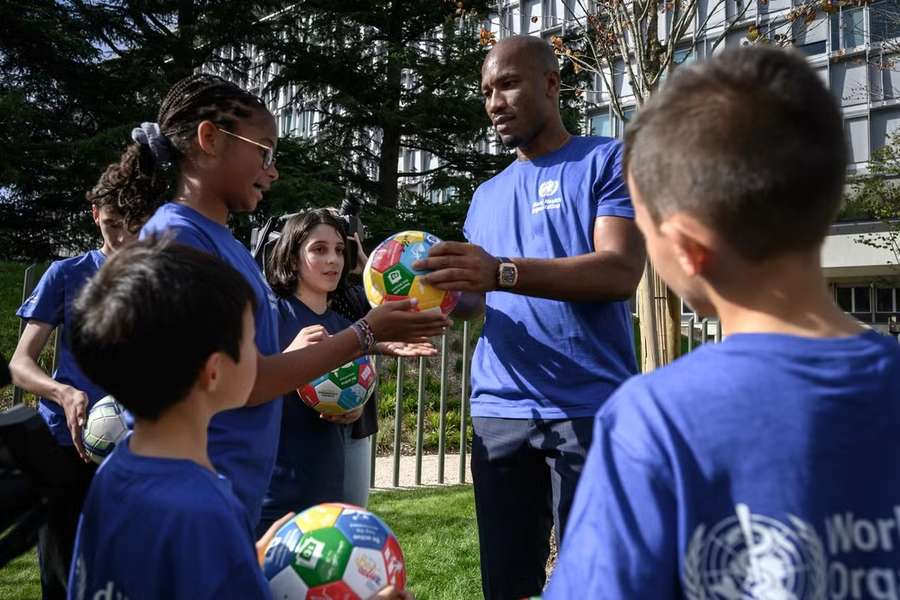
[372,453,472,490]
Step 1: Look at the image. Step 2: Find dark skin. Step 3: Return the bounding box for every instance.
[415,37,645,316]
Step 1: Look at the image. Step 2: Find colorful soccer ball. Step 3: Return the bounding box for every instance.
[82,395,128,464]
[263,503,406,600]
[363,230,460,315]
[298,356,376,416]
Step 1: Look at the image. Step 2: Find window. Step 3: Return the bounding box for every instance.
[831,6,865,50]
[836,285,872,314]
[870,0,900,43]
[877,287,899,312]
[589,112,612,137]
[542,0,558,27]
[845,117,870,164]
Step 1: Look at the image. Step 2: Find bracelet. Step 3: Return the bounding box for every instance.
[351,319,377,355]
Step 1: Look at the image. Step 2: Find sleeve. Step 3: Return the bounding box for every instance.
[544,401,679,599]
[207,559,272,600]
[16,261,64,325]
[593,141,635,220]
[141,222,219,256]
[462,187,481,243]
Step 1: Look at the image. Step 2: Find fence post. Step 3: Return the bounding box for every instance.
[715,319,723,343]
[459,321,470,484]
[437,331,449,484]
[12,264,41,406]
[414,356,426,486]
[699,318,709,345]
[392,357,405,488]
[686,316,695,353]
[369,355,378,489]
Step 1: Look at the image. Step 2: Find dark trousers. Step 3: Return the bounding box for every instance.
[37,444,96,600]
[471,416,594,600]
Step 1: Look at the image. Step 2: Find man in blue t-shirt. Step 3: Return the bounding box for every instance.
[546,48,900,599]
[416,35,646,599]
[10,197,136,599]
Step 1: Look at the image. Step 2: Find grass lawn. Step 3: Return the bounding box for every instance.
[0,485,480,600]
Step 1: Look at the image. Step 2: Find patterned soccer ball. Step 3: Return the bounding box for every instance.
[82,395,128,464]
[263,503,406,600]
[363,230,460,315]
[298,356,376,416]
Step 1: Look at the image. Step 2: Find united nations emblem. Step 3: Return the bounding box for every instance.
[683,504,827,600]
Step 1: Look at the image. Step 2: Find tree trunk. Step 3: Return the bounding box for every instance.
[376,3,404,209]
[637,262,682,372]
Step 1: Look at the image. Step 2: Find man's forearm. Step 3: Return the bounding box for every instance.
[506,252,643,302]
[9,354,68,405]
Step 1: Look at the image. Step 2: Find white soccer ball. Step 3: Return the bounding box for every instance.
[82,395,128,464]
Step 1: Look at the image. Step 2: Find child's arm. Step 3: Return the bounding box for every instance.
[248,299,447,406]
[10,321,89,460]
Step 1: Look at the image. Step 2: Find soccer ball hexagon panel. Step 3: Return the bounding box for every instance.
[298,356,376,416]
[263,503,406,600]
[82,395,129,465]
[363,231,460,315]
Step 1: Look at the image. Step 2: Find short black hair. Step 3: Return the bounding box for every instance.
[624,47,847,261]
[70,238,257,420]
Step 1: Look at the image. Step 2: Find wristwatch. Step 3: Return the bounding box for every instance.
[496,257,518,289]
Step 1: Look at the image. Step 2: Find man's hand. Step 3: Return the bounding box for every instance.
[321,406,364,425]
[285,325,329,353]
[374,586,415,600]
[60,386,90,461]
[256,512,296,566]
[413,242,499,293]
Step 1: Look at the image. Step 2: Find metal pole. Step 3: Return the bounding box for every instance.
[715,320,723,343]
[392,357,405,488]
[459,321,470,484]
[437,332,449,484]
[699,318,709,345]
[686,316,695,353]
[369,355,378,489]
[13,264,39,406]
[415,356,426,486]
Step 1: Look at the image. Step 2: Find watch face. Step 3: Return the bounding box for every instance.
[500,265,516,286]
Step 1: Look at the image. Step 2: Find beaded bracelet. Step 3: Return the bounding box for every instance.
[351,318,377,354]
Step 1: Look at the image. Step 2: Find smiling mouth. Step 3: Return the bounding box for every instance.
[493,115,514,128]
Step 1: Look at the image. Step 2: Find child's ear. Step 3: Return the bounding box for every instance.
[660,216,711,277]
[198,352,224,393]
[91,204,101,226]
[196,120,220,158]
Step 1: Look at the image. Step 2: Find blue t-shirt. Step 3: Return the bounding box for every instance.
[262,297,352,518]
[463,136,638,419]
[141,202,282,525]
[546,330,900,599]
[68,436,271,600]
[16,250,108,445]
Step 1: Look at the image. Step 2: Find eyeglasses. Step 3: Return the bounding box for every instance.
[217,128,276,170]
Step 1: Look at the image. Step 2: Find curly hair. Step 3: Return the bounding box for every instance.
[86,73,268,231]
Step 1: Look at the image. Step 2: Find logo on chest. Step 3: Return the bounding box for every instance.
[532,179,563,215]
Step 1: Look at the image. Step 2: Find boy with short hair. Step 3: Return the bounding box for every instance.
[10,193,137,599]
[546,47,900,598]
[67,238,274,599]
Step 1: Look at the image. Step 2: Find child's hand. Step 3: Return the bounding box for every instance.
[60,386,90,462]
[285,325,329,352]
[320,406,364,425]
[366,300,449,343]
[256,512,295,567]
[378,341,439,357]
[374,586,414,600]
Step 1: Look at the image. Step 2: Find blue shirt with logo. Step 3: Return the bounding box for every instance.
[16,250,108,446]
[261,297,353,524]
[141,202,281,525]
[545,330,900,599]
[68,436,271,600]
[463,136,638,419]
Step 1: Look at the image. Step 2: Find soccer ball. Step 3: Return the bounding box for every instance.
[263,503,406,600]
[298,356,376,416]
[363,230,460,315]
[82,395,128,464]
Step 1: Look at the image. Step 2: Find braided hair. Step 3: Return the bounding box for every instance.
[87,73,268,231]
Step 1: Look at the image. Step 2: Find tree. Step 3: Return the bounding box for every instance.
[0,1,289,259]
[845,129,900,269]
[253,0,511,241]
